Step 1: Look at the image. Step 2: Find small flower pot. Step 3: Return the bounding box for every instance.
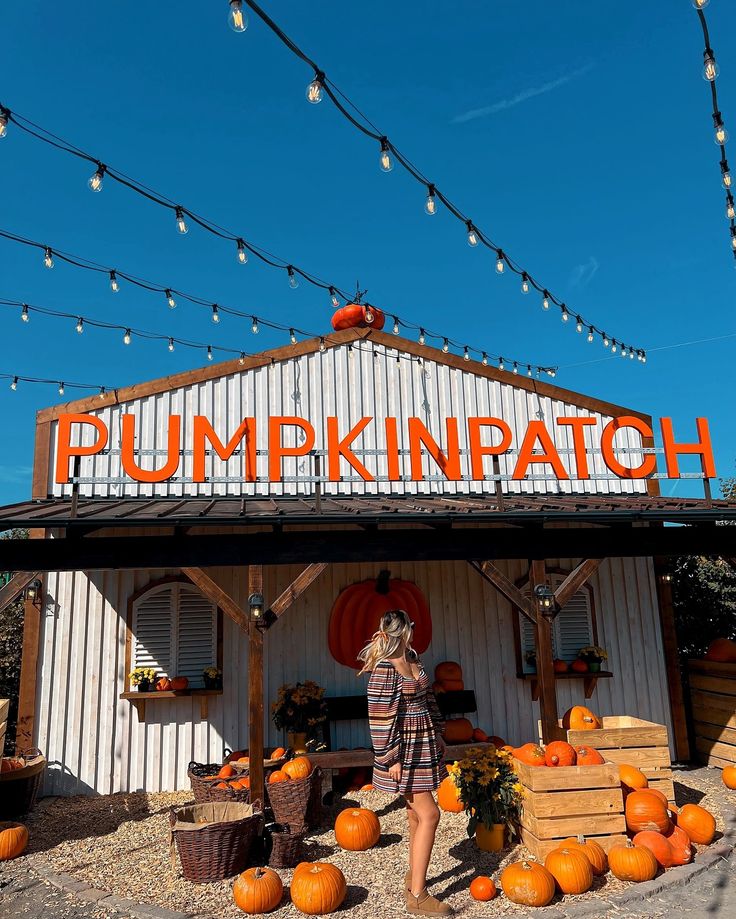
[287,732,308,754]
[475,822,505,852]
[204,676,222,690]
[137,680,152,693]
[588,662,601,673]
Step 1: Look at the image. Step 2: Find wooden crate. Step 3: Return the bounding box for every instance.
[688,659,736,768]
[0,699,8,754]
[541,716,675,804]
[514,758,626,860]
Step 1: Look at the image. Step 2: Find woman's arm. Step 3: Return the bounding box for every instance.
[367,663,402,767]
[427,684,446,738]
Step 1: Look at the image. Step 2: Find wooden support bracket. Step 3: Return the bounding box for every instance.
[269,563,328,623]
[554,559,602,610]
[0,571,40,615]
[182,567,250,632]
[470,560,537,625]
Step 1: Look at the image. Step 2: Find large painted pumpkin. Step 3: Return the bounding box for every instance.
[291,862,347,915]
[334,807,380,851]
[0,822,29,861]
[328,570,431,669]
[704,638,736,662]
[331,303,386,332]
[500,860,556,907]
[676,803,716,845]
[562,705,601,731]
[437,777,463,813]
[233,866,283,913]
[443,718,474,743]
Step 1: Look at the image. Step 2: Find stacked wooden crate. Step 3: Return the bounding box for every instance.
[542,716,674,804]
[688,660,736,767]
[514,757,626,860]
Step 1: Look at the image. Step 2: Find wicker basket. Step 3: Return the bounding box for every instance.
[265,823,305,868]
[169,800,262,883]
[0,752,46,819]
[188,761,251,805]
[268,767,322,830]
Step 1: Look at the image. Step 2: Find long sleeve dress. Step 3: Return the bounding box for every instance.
[367,657,447,795]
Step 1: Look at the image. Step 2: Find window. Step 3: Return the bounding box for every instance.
[516,572,596,674]
[130,581,218,686]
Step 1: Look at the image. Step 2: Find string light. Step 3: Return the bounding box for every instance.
[10,376,18,391]
[495,251,505,274]
[692,0,709,8]
[379,137,393,172]
[211,304,220,323]
[236,238,248,264]
[21,304,29,322]
[611,341,618,354]
[498,357,505,371]
[392,317,400,335]
[239,352,246,364]
[575,317,583,333]
[109,270,120,293]
[99,387,106,400]
[76,317,84,334]
[512,362,518,375]
[722,159,732,189]
[714,113,728,146]
[306,71,324,104]
[542,291,550,311]
[251,316,259,334]
[466,221,478,247]
[207,346,213,361]
[319,337,326,352]
[58,382,65,395]
[88,163,105,193]
[521,273,530,294]
[603,333,610,348]
[43,247,54,269]
[290,328,297,344]
[526,365,532,377]
[463,346,470,361]
[442,338,449,353]
[727,194,735,220]
[175,206,188,235]
[329,287,340,308]
[481,352,488,366]
[165,289,176,309]
[0,107,8,139]
[228,0,248,32]
[418,328,426,345]
[561,307,569,322]
[168,338,175,352]
[123,328,132,345]
[364,307,374,323]
[0,371,113,397]
[587,326,595,343]
[424,184,437,216]
[703,48,719,82]
[287,266,299,289]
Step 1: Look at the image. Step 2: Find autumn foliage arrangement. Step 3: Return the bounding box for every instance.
[271,681,327,737]
[447,745,523,837]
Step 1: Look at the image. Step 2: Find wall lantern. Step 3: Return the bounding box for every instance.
[25,578,43,602]
[534,584,556,615]
[248,592,265,622]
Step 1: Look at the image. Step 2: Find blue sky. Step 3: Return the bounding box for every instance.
[0,1,734,503]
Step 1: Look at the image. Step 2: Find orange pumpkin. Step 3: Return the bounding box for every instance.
[170,676,188,691]
[156,677,173,691]
[283,756,312,780]
[435,661,462,682]
[0,757,25,773]
[233,865,283,914]
[545,741,577,768]
[469,875,497,901]
[219,764,237,778]
[0,822,29,861]
[722,765,736,789]
[676,803,716,845]
[544,847,593,895]
[291,862,347,915]
[553,659,569,673]
[570,659,589,673]
[330,302,386,332]
[443,718,474,743]
[514,743,547,767]
[500,860,556,907]
[472,728,489,742]
[704,637,736,662]
[664,824,693,865]
[269,770,289,784]
[270,747,286,760]
[608,840,658,882]
[574,745,605,766]
[619,763,648,795]
[559,836,607,875]
[215,781,229,789]
[501,744,515,754]
[632,831,674,869]
[625,790,671,834]
[440,678,465,692]
[639,787,669,807]
[360,783,374,791]
[437,777,463,813]
[488,736,506,749]
[334,807,380,851]
[328,570,431,668]
[562,705,601,730]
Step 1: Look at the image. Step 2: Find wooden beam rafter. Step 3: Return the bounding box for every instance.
[470,560,536,624]
[248,565,265,806]
[530,559,559,745]
[0,571,40,615]
[181,567,249,632]
[269,563,328,622]
[554,559,602,609]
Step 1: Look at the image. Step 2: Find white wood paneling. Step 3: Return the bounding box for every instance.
[35,553,674,795]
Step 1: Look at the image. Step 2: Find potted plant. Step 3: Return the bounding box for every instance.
[203,666,223,690]
[577,645,608,673]
[448,746,524,852]
[271,680,327,753]
[129,667,157,692]
[524,649,537,673]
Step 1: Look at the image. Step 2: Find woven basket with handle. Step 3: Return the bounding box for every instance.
[0,750,46,818]
[187,761,251,804]
[267,767,322,830]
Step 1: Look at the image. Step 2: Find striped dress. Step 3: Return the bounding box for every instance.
[367,656,447,795]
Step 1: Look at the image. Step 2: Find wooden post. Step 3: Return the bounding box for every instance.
[248,565,265,806]
[530,559,559,744]
[653,557,690,761]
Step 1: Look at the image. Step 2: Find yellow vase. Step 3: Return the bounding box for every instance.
[475,822,505,852]
[287,731,308,754]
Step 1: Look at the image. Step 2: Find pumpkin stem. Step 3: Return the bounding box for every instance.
[254,867,265,879]
[375,570,392,595]
[577,834,585,844]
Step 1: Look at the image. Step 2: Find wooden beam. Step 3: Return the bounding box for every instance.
[0,571,40,615]
[248,565,265,807]
[181,567,249,632]
[16,594,42,751]
[554,559,602,609]
[531,560,559,745]
[653,556,690,761]
[270,563,328,621]
[471,560,536,624]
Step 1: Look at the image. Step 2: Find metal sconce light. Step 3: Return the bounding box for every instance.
[25,578,42,603]
[248,592,265,623]
[534,584,556,616]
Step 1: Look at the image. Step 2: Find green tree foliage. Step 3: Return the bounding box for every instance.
[0,528,28,754]
[671,555,736,662]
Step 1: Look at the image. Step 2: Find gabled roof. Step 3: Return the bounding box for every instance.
[36,327,651,424]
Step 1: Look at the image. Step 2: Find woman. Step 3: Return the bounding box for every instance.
[359,609,452,917]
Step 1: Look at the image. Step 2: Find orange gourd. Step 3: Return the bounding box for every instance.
[156,677,173,691]
[500,860,556,907]
[0,822,29,861]
[435,661,462,682]
[544,847,593,895]
[233,866,283,914]
[570,659,589,673]
[437,777,463,813]
[269,770,289,784]
[664,824,693,865]
[676,803,716,845]
[472,728,489,742]
[443,718,474,743]
[574,745,605,766]
[619,763,648,795]
[625,790,671,834]
[170,676,188,691]
[328,570,431,668]
[723,765,736,789]
[545,741,577,767]
[469,876,497,901]
[514,743,547,767]
[704,638,736,662]
[440,678,465,692]
[632,831,674,869]
[291,862,347,915]
[608,840,658,882]
[562,705,601,731]
[553,659,569,673]
[330,302,385,332]
[334,807,380,851]
[283,756,312,781]
[559,836,607,876]
[270,747,286,760]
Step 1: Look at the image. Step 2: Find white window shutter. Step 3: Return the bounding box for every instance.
[553,586,594,661]
[176,584,217,682]
[132,585,175,676]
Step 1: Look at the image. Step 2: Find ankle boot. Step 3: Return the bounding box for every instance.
[406,888,453,916]
[405,869,412,891]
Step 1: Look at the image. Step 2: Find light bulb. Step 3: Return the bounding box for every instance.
[168,338,175,352]
[715,117,728,146]
[290,328,297,344]
[0,110,8,139]
[166,289,176,308]
[482,352,488,366]
[239,352,245,364]
[463,347,470,361]
[442,338,449,353]
[731,229,736,250]
[251,317,259,334]
[58,382,65,395]
[287,266,299,289]
[561,307,569,322]
[727,195,735,220]
[319,337,326,352]
[548,369,557,378]
[207,346,213,361]
[576,317,583,333]
[10,376,18,391]
[692,0,709,9]
[527,365,532,377]
[88,164,105,192]
[99,387,106,400]
[512,362,518,375]
[109,270,120,293]
[306,75,324,104]
[466,221,478,247]
[498,357,505,370]
[76,317,84,334]
[521,274,530,294]
[392,317,399,335]
[611,341,618,354]
[21,304,29,322]
[236,238,248,264]
[587,326,594,343]
[123,328,132,345]
[703,50,719,82]
[603,334,610,348]
[621,346,627,358]
[175,206,188,235]
[364,308,375,324]
[495,252,505,273]
[228,0,247,32]
[329,287,339,308]
[418,329,426,345]
[44,247,54,269]
[211,304,220,323]
[542,291,550,310]
[722,161,732,189]
[642,352,647,364]
[629,349,635,359]
[379,138,393,172]
[424,185,437,215]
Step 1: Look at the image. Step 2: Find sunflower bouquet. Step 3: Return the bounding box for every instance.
[271,680,327,735]
[447,745,524,838]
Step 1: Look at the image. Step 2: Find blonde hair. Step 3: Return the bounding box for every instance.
[357,609,414,674]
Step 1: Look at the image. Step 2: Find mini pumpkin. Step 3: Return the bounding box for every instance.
[489,735,507,748]
[156,677,173,691]
[233,866,283,914]
[545,741,577,768]
[632,830,674,869]
[360,783,374,791]
[574,745,605,766]
[437,776,463,813]
[0,822,29,861]
[559,835,607,876]
[553,659,569,673]
[562,705,601,731]
[500,860,556,907]
[469,875,497,901]
[570,659,589,673]
[443,718,474,743]
[219,764,237,779]
[676,803,716,845]
[170,676,188,691]
[291,862,347,915]
[625,790,671,834]
[514,743,547,767]
[283,756,312,780]
[544,847,593,895]
[334,807,380,851]
[723,765,736,789]
[270,747,286,760]
[0,757,25,773]
[268,770,289,784]
[608,840,658,882]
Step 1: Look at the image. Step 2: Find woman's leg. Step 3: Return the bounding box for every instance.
[408,791,441,896]
[404,795,419,884]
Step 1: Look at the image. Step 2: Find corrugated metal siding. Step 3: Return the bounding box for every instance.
[47,344,648,499]
[35,554,673,795]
